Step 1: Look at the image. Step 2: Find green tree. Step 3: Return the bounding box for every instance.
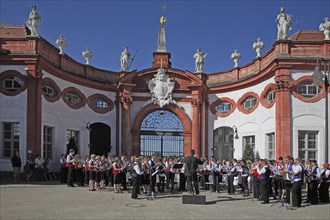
[243,144,255,162]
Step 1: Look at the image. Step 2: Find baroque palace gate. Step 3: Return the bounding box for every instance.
[140,110,184,157]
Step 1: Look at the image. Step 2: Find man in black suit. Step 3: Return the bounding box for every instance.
[184,149,203,194]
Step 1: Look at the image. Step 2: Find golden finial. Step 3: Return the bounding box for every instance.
[160,16,166,25]
[160,4,166,25]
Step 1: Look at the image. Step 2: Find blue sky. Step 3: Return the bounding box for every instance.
[1,0,329,73]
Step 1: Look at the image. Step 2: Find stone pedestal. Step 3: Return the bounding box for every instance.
[182,193,206,205]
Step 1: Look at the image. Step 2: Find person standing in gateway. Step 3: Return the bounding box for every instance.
[183,149,203,194]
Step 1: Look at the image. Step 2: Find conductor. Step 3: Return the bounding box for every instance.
[184,149,203,195]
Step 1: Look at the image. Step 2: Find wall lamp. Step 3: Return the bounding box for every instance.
[86,122,92,131]
[312,58,329,162]
[232,125,239,139]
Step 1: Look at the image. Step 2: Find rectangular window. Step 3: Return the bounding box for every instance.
[2,122,20,158]
[243,97,257,109]
[266,90,275,103]
[243,135,255,154]
[298,130,318,164]
[43,126,54,159]
[216,102,232,113]
[297,83,320,97]
[266,132,275,159]
[66,129,79,150]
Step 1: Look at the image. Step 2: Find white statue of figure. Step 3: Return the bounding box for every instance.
[55,36,68,55]
[82,48,93,65]
[120,46,131,71]
[193,48,207,73]
[275,7,293,40]
[26,5,41,37]
[252,37,265,58]
[231,49,241,68]
[319,17,330,40]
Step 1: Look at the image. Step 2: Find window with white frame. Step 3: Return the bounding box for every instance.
[216,102,232,113]
[298,131,318,163]
[266,133,275,159]
[243,135,255,154]
[43,126,54,159]
[296,82,321,98]
[243,96,257,110]
[266,89,275,104]
[66,129,79,147]
[64,92,82,105]
[2,77,24,91]
[96,100,109,109]
[2,122,20,158]
[42,83,56,98]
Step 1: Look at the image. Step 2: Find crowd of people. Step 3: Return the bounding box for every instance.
[11,151,56,182]
[61,149,329,208]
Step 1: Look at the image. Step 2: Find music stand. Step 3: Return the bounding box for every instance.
[173,164,183,169]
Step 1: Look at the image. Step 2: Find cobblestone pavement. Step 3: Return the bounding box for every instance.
[1,182,329,220]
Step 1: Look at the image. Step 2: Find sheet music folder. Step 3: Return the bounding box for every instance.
[173,163,183,169]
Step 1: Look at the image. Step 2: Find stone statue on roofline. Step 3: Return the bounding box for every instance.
[82,48,93,65]
[252,37,265,58]
[231,49,241,68]
[120,46,131,72]
[26,5,41,37]
[319,17,330,40]
[193,48,207,73]
[56,36,68,55]
[275,7,294,40]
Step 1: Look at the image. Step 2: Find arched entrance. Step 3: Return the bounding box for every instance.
[213,126,235,160]
[140,110,184,157]
[89,122,111,156]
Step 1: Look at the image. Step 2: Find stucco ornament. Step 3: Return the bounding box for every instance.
[252,37,265,58]
[82,48,93,65]
[319,17,330,40]
[231,49,241,68]
[56,35,68,55]
[26,5,41,37]
[147,67,178,107]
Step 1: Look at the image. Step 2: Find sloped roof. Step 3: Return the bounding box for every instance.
[0,25,27,38]
[289,30,325,41]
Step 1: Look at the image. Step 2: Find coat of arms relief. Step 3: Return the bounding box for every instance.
[147,68,180,108]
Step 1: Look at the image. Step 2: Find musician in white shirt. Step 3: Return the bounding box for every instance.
[289,158,303,208]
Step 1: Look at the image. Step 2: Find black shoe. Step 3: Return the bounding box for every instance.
[261,201,269,204]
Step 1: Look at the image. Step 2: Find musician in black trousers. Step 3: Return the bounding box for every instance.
[290,158,303,208]
[66,149,76,187]
[131,157,142,199]
[183,149,203,194]
[284,157,294,204]
[257,159,270,204]
[148,155,157,194]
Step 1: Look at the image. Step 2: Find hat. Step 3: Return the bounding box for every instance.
[322,163,329,168]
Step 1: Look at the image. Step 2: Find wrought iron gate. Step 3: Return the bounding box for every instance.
[140,110,184,157]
